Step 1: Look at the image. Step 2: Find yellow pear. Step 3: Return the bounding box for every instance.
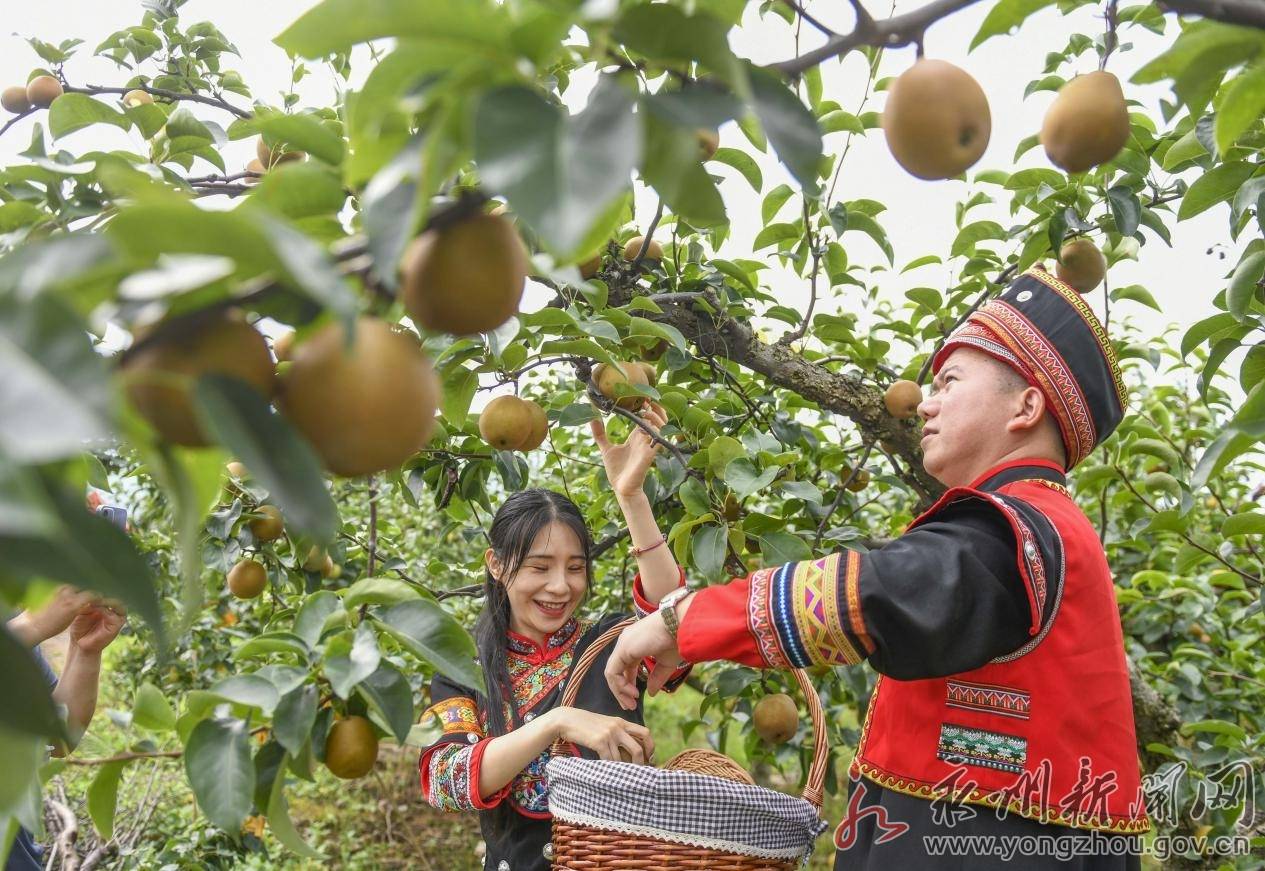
[882,59,990,180]
[697,129,720,160]
[518,399,550,452]
[401,213,528,336]
[249,505,284,542]
[25,75,63,109]
[1055,238,1107,294]
[279,318,441,477]
[227,559,267,599]
[1040,71,1129,174]
[324,716,378,779]
[122,89,153,108]
[592,362,650,411]
[752,693,798,744]
[122,313,276,447]
[479,395,535,451]
[622,236,662,263]
[883,380,923,418]
[1,86,32,113]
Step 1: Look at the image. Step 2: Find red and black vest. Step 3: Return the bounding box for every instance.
[851,460,1151,834]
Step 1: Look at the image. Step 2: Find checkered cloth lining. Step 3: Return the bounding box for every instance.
[546,757,828,860]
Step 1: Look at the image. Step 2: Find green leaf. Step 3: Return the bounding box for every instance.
[441,365,478,429]
[87,760,127,838]
[758,531,812,566]
[691,524,727,582]
[752,222,801,251]
[0,290,113,463]
[242,162,347,220]
[1159,128,1208,171]
[184,718,255,834]
[711,147,762,191]
[1107,187,1141,237]
[970,0,1057,51]
[748,67,822,195]
[265,752,320,858]
[1222,512,1265,537]
[247,111,346,166]
[343,577,423,609]
[1230,379,1265,437]
[1178,161,1256,221]
[378,599,484,693]
[0,624,67,742]
[1132,21,1265,86]
[761,184,794,224]
[192,374,338,542]
[273,685,318,757]
[48,93,130,139]
[1110,284,1162,312]
[0,469,164,648]
[950,221,1005,258]
[0,201,49,233]
[1182,312,1240,357]
[256,214,360,321]
[706,435,746,478]
[475,76,641,256]
[1228,250,1265,321]
[1180,719,1247,742]
[232,632,310,660]
[276,0,511,60]
[132,683,177,732]
[640,112,726,228]
[678,476,711,517]
[722,457,778,498]
[844,212,894,264]
[206,674,281,715]
[614,4,744,90]
[323,622,381,699]
[357,662,414,743]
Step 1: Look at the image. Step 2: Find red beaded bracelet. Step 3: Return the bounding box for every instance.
[630,534,667,558]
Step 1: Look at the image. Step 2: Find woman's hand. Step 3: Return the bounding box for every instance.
[589,402,669,499]
[545,706,655,764]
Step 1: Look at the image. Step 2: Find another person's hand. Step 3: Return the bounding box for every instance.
[544,707,654,764]
[589,402,669,499]
[9,586,102,647]
[605,610,685,711]
[69,600,127,655]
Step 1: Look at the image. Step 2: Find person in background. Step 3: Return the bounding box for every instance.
[5,587,127,871]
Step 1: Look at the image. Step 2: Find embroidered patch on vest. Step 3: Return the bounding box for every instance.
[945,680,1031,720]
[937,723,1027,775]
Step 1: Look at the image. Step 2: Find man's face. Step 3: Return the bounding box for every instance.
[918,347,1021,488]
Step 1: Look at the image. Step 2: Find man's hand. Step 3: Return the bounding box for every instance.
[605,610,684,710]
[69,600,127,655]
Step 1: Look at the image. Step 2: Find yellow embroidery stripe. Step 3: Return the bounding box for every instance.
[819,553,864,666]
[844,549,874,655]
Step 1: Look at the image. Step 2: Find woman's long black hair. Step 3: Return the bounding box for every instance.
[474,488,594,740]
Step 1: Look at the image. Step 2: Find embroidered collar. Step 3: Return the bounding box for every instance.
[970,458,1067,492]
[506,617,580,663]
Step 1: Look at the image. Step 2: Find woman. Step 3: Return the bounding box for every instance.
[418,402,691,870]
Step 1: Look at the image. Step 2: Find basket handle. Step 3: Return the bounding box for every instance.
[549,615,829,810]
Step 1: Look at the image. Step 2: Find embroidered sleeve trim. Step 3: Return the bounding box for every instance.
[423,696,483,736]
[745,552,873,669]
[420,739,508,812]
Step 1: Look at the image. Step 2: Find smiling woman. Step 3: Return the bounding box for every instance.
[417,405,693,871]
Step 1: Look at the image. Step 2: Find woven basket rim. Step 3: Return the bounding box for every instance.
[546,756,817,810]
[551,809,817,860]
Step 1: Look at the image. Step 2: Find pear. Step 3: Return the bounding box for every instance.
[883,380,923,419]
[1055,238,1107,294]
[1040,71,1129,174]
[882,59,990,180]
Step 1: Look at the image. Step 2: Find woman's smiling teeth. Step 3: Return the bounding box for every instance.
[535,599,568,616]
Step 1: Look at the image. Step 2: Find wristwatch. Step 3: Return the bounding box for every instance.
[657,586,692,641]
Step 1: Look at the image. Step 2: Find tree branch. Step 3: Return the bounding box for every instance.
[772,0,987,78]
[62,749,183,765]
[64,83,251,119]
[1157,0,1265,29]
[780,0,837,37]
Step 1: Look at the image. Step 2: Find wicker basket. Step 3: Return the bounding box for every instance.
[547,619,829,869]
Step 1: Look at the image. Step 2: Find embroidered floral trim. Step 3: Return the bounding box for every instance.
[936,723,1028,774]
[508,617,592,710]
[745,565,788,668]
[1024,267,1126,407]
[425,743,480,811]
[849,757,1152,835]
[507,616,580,657]
[945,680,1031,720]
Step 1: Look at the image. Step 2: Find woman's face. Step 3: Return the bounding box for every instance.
[486,520,588,644]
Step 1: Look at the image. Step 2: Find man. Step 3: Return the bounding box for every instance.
[607,266,1150,868]
[5,587,127,871]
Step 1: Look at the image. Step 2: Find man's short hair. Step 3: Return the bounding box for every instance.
[992,361,1030,394]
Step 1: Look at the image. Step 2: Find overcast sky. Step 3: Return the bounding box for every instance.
[0,1,1243,393]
